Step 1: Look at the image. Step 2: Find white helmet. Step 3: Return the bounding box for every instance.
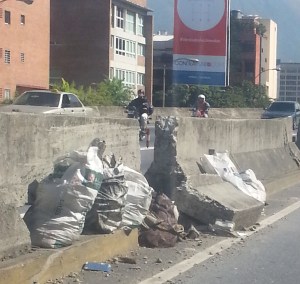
[198,94,205,99]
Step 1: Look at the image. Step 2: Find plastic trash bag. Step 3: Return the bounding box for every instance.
[24,143,104,248]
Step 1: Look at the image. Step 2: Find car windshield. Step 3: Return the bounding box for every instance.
[268,102,295,112]
[13,92,60,107]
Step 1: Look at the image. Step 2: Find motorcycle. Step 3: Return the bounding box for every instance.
[125,105,151,146]
[191,108,208,118]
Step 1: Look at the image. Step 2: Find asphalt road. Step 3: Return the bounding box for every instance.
[173,206,300,284]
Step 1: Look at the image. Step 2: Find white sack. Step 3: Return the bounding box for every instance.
[120,166,153,228]
[204,152,266,203]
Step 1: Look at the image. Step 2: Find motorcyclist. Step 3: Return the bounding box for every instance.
[127,89,153,118]
[194,94,210,118]
[127,89,153,141]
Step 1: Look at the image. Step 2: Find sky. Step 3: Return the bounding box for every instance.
[147,0,300,62]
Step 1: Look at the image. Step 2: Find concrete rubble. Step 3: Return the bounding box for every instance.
[145,116,300,229]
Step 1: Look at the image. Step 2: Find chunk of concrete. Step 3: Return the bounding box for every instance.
[174,181,264,230]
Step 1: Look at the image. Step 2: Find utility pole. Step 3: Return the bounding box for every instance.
[163,64,166,107]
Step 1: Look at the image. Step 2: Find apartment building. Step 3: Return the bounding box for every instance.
[259,18,278,100]
[230,11,278,99]
[0,0,50,102]
[229,11,262,86]
[50,0,153,102]
[278,63,300,102]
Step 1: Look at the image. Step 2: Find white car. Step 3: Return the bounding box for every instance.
[0,90,94,115]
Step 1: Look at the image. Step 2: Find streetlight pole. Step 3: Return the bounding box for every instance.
[162,64,166,107]
[256,67,281,84]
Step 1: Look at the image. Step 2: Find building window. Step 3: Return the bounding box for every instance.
[5,10,11,24]
[20,52,25,63]
[115,69,125,81]
[115,37,125,55]
[137,43,145,56]
[137,14,144,36]
[126,11,135,34]
[116,7,124,29]
[110,35,114,48]
[4,50,10,64]
[21,14,25,25]
[137,73,145,85]
[115,37,137,58]
[115,69,135,87]
[126,40,136,58]
[125,70,135,87]
[109,67,114,79]
[4,89,11,100]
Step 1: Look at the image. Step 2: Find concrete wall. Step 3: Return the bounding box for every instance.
[92,106,264,119]
[0,113,140,205]
[0,113,140,258]
[176,117,292,159]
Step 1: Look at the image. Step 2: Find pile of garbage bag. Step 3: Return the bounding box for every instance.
[24,138,154,248]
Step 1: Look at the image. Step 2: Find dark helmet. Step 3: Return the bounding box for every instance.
[138,89,145,98]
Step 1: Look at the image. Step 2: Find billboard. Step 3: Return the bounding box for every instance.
[173,0,229,86]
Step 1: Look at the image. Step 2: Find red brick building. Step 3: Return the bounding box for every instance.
[50,0,153,103]
[0,0,49,101]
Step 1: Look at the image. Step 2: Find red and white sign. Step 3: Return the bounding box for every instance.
[174,0,228,56]
[173,0,229,86]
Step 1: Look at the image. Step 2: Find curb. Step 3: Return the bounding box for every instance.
[0,229,138,284]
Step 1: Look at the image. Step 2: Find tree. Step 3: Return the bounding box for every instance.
[50,78,134,106]
[153,81,270,108]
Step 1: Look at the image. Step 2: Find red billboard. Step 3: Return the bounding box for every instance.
[173,0,229,86]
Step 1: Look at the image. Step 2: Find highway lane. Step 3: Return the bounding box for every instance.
[169,201,300,284]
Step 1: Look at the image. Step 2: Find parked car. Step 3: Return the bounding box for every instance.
[0,90,94,115]
[261,100,300,141]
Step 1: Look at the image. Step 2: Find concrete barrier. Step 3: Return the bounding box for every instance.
[91,106,264,119]
[0,113,140,259]
[145,116,300,229]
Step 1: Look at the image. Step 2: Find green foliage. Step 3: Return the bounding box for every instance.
[256,23,267,36]
[50,78,134,106]
[154,81,271,108]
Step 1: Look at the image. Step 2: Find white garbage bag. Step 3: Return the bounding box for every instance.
[204,152,266,204]
[24,144,104,248]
